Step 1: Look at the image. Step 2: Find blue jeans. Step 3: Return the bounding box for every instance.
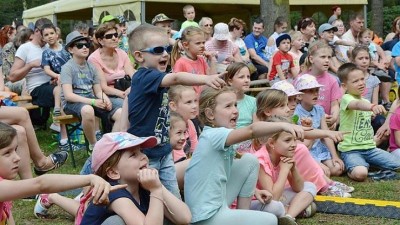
[80,156,92,175]
[148,152,181,199]
[341,148,400,172]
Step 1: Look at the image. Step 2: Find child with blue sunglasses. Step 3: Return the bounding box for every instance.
[122,24,226,199]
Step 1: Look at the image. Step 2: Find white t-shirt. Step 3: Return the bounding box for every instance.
[337,30,357,63]
[15,42,50,93]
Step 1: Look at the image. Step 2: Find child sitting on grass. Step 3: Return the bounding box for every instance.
[337,63,400,181]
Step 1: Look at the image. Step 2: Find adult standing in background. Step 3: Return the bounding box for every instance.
[328,6,341,24]
[199,17,214,41]
[339,13,364,62]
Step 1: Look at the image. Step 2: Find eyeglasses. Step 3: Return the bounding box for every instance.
[204,24,213,27]
[74,42,90,49]
[140,45,172,54]
[103,32,118,39]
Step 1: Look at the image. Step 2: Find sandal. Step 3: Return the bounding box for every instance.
[34,151,69,176]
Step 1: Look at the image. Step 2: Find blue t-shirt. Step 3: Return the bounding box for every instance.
[80,181,150,225]
[244,33,269,62]
[184,126,234,223]
[127,67,171,158]
[41,46,71,74]
[294,104,327,154]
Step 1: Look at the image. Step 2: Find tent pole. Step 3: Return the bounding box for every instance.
[141,1,146,24]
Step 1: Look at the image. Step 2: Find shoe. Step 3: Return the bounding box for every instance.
[59,142,82,152]
[23,195,38,201]
[50,123,60,133]
[383,102,392,111]
[95,131,103,141]
[297,202,317,218]
[372,70,392,82]
[34,194,52,218]
[320,185,352,198]
[278,215,298,225]
[34,151,69,176]
[332,181,355,193]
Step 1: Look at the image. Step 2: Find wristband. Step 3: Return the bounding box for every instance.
[370,104,376,111]
[91,99,95,107]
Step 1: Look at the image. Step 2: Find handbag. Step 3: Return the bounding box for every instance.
[114,75,132,91]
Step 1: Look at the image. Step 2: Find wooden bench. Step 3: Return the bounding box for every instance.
[53,114,89,168]
[12,95,40,110]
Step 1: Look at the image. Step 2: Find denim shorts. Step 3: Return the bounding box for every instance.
[341,148,400,172]
[310,140,332,163]
[148,152,181,199]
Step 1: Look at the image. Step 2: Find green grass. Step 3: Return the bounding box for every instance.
[13,128,400,224]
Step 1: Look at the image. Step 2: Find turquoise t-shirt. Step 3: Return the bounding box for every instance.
[236,94,256,128]
[184,126,234,223]
[338,94,375,152]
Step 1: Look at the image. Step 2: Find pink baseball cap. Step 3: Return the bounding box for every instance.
[294,74,324,91]
[271,80,303,96]
[91,132,157,173]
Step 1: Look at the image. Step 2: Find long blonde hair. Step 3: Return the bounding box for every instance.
[171,26,205,67]
[199,86,235,126]
[303,40,332,71]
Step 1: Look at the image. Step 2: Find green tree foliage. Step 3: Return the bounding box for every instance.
[0,0,51,26]
[368,5,400,36]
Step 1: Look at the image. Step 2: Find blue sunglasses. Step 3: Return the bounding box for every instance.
[140,45,172,54]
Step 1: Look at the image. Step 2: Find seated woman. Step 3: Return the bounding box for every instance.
[205,23,243,73]
[88,24,135,108]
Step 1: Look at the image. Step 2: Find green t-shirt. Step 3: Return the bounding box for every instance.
[338,94,376,152]
[180,20,199,31]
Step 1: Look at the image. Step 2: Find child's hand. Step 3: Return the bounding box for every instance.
[254,189,273,204]
[319,163,331,177]
[332,157,345,172]
[138,168,162,192]
[89,174,127,205]
[94,99,108,110]
[282,123,307,141]
[325,114,337,128]
[300,117,312,127]
[371,104,386,115]
[204,51,218,61]
[279,157,294,171]
[326,130,350,143]
[205,73,226,90]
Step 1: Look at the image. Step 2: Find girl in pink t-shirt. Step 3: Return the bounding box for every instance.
[301,41,342,130]
[253,116,316,223]
[168,85,199,162]
[172,26,217,96]
[256,87,354,198]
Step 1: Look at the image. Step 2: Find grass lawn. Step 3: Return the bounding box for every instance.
[13,128,400,225]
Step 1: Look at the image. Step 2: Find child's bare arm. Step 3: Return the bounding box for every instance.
[321,115,345,170]
[160,71,226,89]
[0,174,125,203]
[258,167,275,196]
[334,39,356,47]
[286,159,304,193]
[347,99,386,115]
[43,65,59,80]
[161,186,192,224]
[225,122,305,147]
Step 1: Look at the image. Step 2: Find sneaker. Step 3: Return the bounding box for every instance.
[372,69,392,82]
[332,181,355,193]
[320,185,352,198]
[59,142,82,152]
[278,215,298,225]
[95,131,103,141]
[50,123,60,133]
[297,202,317,218]
[34,151,69,176]
[34,194,52,218]
[383,102,392,111]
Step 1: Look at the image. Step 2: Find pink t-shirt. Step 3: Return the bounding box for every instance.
[389,107,400,152]
[253,143,327,192]
[173,120,198,161]
[88,48,130,86]
[173,56,208,96]
[0,177,11,224]
[296,72,342,115]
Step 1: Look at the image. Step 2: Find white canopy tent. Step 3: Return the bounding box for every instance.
[23,0,368,26]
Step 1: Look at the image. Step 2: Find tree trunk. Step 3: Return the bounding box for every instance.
[371,0,383,36]
[260,0,290,36]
